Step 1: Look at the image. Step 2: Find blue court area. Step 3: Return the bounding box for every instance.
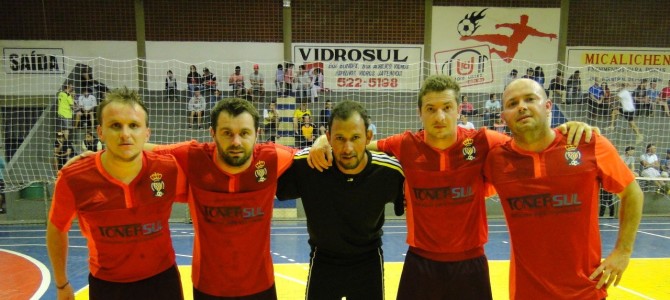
[1,217,670,299]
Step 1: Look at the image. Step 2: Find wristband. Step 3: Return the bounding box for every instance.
[57,281,70,290]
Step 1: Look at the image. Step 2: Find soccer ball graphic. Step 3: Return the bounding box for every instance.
[457,18,476,37]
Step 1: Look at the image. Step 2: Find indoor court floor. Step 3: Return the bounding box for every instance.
[1,217,670,299]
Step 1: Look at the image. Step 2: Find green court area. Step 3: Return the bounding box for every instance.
[73,258,670,299]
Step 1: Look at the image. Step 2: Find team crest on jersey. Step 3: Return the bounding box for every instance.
[255,160,268,183]
[564,145,581,166]
[150,172,165,197]
[462,138,476,161]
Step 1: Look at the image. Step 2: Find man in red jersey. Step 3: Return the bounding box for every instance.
[484,78,643,299]
[148,98,297,299]
[309,75,595,299]
[47,87,188,300]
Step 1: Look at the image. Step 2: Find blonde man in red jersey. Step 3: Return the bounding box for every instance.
[484,78,643,299]
[47,87,188,300]
[309,75,596,299]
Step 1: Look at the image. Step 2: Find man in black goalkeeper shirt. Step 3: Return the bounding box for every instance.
[277,100,404,300]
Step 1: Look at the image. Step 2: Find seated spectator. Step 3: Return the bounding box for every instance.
[299,114,316,148]
[483,93,501,129]
[504,69,518,89]
[165,70,178,101]
[319,100,332,135]
[188,89,206,129]
[293,102,312,138]
[548,71,565,103]
[457,114,475,130]
[621,146,638,176]
[186,65,202,98]
[661,79,670,107]
[53,130,74,171]
[640,143,664,192]
[521,67,535,81]
[248,64,265,101]
[458,95,478,116]
[660,149,670,173]
[81,131,102,153]
[75,88,97,129]
[534,66,545,87]
[202,67,217,106]
[493,116,507,134]
[262,101,279,142]
[229,66,245,97]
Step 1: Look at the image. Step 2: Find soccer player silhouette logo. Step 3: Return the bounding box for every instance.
[457,10,557,63]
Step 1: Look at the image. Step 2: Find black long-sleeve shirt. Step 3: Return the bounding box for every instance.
[277,148,405,257]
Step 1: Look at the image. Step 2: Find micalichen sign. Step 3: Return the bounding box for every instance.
[3,48,65,74]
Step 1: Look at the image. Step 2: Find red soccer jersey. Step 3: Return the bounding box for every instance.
[484,131,634,299]
[661,86,670,100]
[376,127,508,261]
[153,141,296,297]
[49,151,187,282]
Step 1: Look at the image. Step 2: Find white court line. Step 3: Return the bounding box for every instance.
[176,254,193,258]
[274,272,306,285]
[616,285,655,299]
[0,248,50,300]
[604,223,670,240]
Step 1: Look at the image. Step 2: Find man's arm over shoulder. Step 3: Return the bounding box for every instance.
[370,151,405,216]
[372,132,407,157]
[276,148,307,200]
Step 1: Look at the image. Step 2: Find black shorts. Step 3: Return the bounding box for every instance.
[305,247,384,300]
[619,108,635,121]
[396,249,493,300]
[193,284,277,300]
[88,264,183,300]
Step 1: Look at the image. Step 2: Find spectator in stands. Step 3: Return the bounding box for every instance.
[300,114,316,148]
[47,87,187,299]
[297,65,312,102]
[457,114,475,130]
[293,102,312,139]
[660,79,670,106]
[275,63,284,96]
[458,95,478,116]
[75,88,97,130]
[622,146,638,176]
[483,93,501,129]
[248,64,265,102]
[608,82,644,144]
[367,116,378,138]
[504,69,518,89]
[660,149,670,173]
[0,152,5,214]
[533,66,545,87]
[284,63,295,97]
[228,66,246,97]
[319,100,332,135]
[634,79,651,116]
[521,67,535,81]
[165,70,178,101]
[81,131,101,153]
[640,143,664,192]
[311,68,324,103]
[57,84,75,140]
[53,130,74,171]
[262,101,279,142]
[587,77,604,119]
[599,187,615,218]
[186,65,202,98]
[548,71,565,103]
[202,68,217,107]
[188,89,206,129]
[566,70,582,104]
[648,80,670,117]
